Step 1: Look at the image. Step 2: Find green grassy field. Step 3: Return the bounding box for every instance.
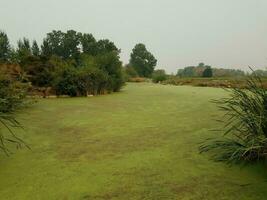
[0,83,266,200]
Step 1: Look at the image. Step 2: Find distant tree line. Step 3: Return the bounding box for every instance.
[0,30,125,96]
[252,69,267,77]
[177,63,246,78]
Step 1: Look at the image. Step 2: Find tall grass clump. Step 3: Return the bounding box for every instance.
[200,73,267,164]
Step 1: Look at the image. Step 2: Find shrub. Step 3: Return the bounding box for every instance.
[77,66,109,95]
[20,55,55,87]
[152,69,167,83]
[200,74,267,164]
[95,52,124,92]
[52,65,79,97]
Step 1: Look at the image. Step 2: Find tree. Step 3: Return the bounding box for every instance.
[0,31,11,63]
[41,30,65,58]
[0,29,125,96]
[80,33,97,56]
[129,43,157,77]
[32,40,40,56]
[17,38,32,63]
[96,39,120,55]
[62,30,81,61]
[41,30,82,62]
[202,66,213,77]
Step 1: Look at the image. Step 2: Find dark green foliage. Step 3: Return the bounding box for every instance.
[20,55,55,87]
[31,40,40,56]
[0,69,29,155]
[53,64,110,96]
[177,63,245,78]
[80,33,97,56]
[52,52,124,96]
[95,52,124,92]
[41,30,81,61]
[16,38,32,64]
[202,66,213,77]
[77,66,109,95]
[61,30,81,61]
[0,74,27,113]
[41,30,65,58]
[152,69,167,83]
[96,39,120,55]
[200,74,267,163]
[0,29,125,97]
[41,30,120,61]
[0,31,11,63]
[53,65,79,96]
[130,43,157,77]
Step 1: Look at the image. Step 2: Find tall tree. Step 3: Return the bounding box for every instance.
[80,33,97,56]
[17,38,32,63]
[41,30,65,58]
[62,30,81,60]
[41,30,81,61]
[96,39,120,55]
[31,40,40,56]
[0,31,11,62]
[129,43,157,77]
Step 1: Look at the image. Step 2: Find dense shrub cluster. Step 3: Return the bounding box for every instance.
[0,30,125,97]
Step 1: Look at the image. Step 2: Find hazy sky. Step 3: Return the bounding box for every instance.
[1,0,267,73]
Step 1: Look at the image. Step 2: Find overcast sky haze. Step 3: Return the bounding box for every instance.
[1,0,267,73]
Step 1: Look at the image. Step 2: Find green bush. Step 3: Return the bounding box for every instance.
[95,52,124,92]
[200,74,267,164]
[52,65,79,97]
[152,69,167,83]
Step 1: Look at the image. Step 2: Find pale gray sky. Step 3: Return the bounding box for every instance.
[1,0,267,73]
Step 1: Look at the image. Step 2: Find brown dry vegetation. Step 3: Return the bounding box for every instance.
[162,77,267,89]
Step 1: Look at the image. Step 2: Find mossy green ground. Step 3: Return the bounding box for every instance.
[0,83,267,200]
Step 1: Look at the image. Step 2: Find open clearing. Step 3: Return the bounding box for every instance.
[0,83,266,200]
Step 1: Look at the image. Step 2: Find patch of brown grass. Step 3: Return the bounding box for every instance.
[56,127,171,161]
[128,77,148,83]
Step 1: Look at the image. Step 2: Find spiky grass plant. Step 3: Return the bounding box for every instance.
[0,112,27,155]
[200,73,267,164]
